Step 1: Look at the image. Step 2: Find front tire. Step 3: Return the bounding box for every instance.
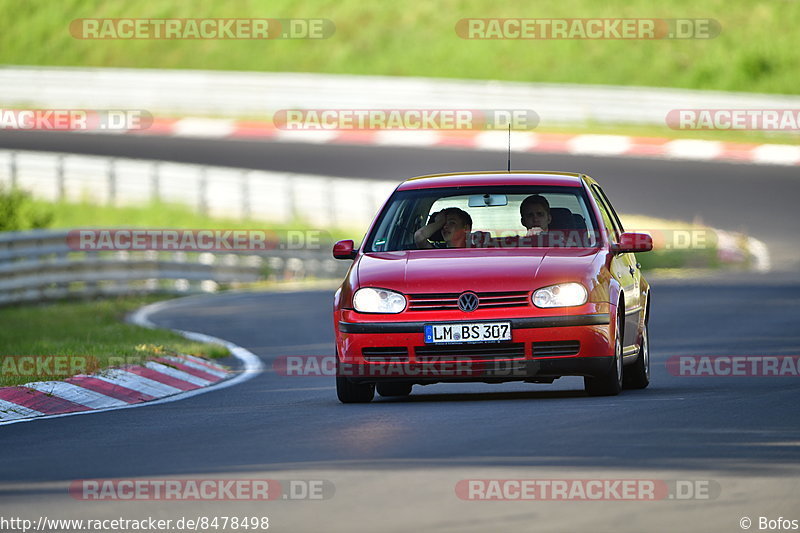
[376,382,413,397]
[584,311,623,397]
[623,323,650,389]
[336,356,374,403]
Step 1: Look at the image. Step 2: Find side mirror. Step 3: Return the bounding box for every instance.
[333,239,357,260]
[613,232,653,253]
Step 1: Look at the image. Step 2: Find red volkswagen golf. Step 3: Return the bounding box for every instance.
[332,171,652,403]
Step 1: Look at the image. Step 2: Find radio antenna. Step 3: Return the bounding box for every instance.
[507,124,511,172]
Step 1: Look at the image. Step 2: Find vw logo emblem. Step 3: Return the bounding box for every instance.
[458,292,479,312]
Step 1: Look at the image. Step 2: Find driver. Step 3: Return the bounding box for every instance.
[520,194,552,236]
[414,207,472,248]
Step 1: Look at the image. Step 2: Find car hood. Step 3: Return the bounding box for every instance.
[356,248,600,293]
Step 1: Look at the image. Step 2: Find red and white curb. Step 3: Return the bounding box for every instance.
[117,117,800,166]
[0,299,264,426]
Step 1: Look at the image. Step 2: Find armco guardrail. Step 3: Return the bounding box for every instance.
[0,148,379,306]
[2,66,800,127]
[0,149,397,228]
[0,229,349,306]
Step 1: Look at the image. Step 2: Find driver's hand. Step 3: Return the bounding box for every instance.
[432,211,447,227]
[526,226,543,236]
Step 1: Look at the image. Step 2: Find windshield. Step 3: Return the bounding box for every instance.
[365,185,601,252]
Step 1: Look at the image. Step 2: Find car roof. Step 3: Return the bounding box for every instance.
[396,171,586,191]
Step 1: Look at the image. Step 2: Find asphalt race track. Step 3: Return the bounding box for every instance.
[1,133,799,532]
[2,275,800,532]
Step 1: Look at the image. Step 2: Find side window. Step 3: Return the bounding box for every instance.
[589,186,619,242]
[593,186,625,235]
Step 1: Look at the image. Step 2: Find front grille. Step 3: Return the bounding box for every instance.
[532,341,580,357]
[407,291,529,312]
[362,347,409,361]
[415,342,525,361]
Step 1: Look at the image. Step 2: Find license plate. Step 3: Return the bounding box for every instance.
[424,322,512,344]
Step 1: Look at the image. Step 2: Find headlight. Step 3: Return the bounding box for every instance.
[353,288,407,313]
[532,283,588,308]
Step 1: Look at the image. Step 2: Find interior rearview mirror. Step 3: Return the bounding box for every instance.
[468,194,508,207]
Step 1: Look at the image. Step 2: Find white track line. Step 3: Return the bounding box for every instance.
[751,144,800,165]
[664,139,723,160]
[23,381,129,409]
[92,369,183,397]
[0,399,45,420]
[161,355,229,378]
[143,361,212,387]
[173,118,236,138]
[568,134,632,156]
[181,353,229,370]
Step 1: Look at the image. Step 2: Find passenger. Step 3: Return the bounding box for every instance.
[415,207,472,248]
[520,194,552,236]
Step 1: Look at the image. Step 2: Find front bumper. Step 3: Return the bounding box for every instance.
[335,312,613,384]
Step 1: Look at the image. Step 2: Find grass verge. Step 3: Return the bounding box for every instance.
[0,295,229,388]
[38,197,352,240]
[0,0,797,95]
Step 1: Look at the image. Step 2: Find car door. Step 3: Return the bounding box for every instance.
[589,185,641,350]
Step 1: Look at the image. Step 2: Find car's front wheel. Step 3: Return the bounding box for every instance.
[623,323,650,389]
[376,382,413,397]
[584,311,623,397]
[336,356,374,403]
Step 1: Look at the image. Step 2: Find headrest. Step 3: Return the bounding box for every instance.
[549,207,576,230]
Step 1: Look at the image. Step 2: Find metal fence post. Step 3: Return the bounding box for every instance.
[9,151,17,188]
[241,170,250,220]
[57,155,65,201]
[198,167,208,216]
[151,161,160,202]
[108,158,117,205]
[328,178,337,228]
[287,175,297,222]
